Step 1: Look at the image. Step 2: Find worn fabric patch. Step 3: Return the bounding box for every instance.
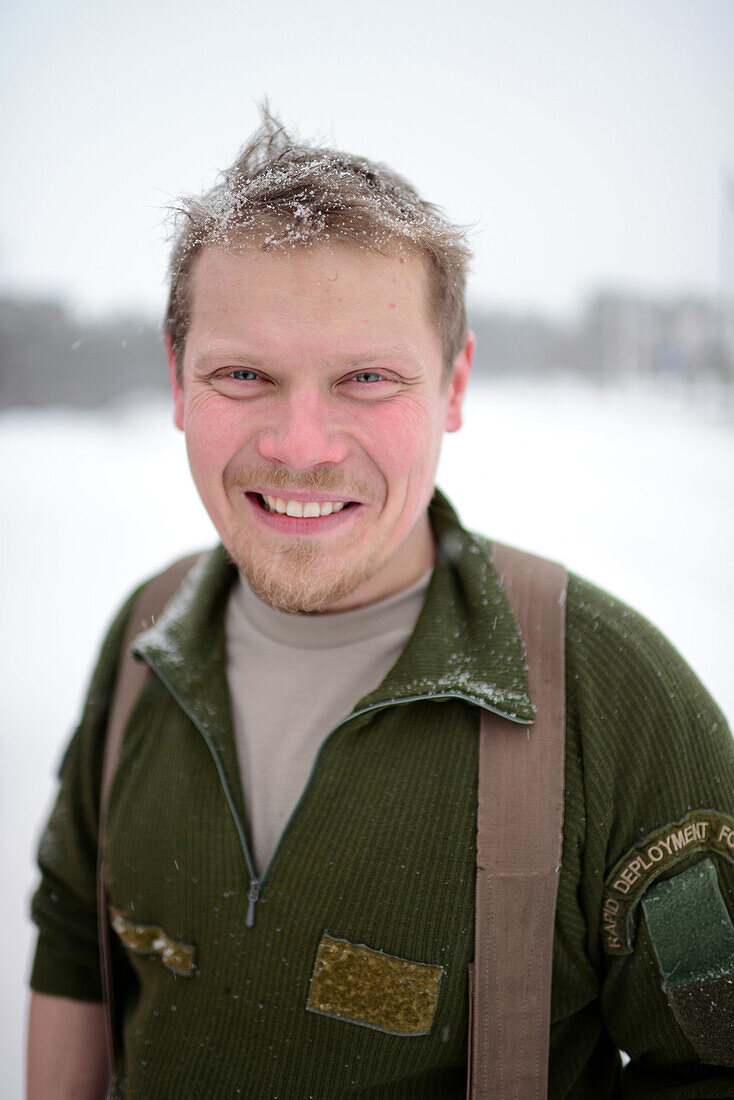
[601,810,734,954]
[642,860,734,983]
[306,933,444,1035]
[109,905,195,977]
[666,977,734,1066]
[642,859,734,1066]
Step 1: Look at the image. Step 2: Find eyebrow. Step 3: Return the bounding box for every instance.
[191,348,267,372]
[191,343,424,372]
[340,348,423,371]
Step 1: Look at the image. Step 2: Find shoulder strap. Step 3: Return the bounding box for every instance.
[97,552,202,1082]
[469,542,567,1099]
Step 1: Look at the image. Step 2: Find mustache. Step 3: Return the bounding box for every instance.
[224,463,374,500]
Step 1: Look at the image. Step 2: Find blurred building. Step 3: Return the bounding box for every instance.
[577,293,734,383]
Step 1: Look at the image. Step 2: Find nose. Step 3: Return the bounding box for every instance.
[255,389,349,470]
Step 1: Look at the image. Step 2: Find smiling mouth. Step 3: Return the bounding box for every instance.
[251,493,357,518]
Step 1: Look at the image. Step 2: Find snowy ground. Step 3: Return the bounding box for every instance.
[2,377,733,1097]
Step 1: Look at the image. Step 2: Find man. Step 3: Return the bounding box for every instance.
[28,114,734,1098]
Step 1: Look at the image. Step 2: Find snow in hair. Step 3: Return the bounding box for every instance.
[164,108,472,374]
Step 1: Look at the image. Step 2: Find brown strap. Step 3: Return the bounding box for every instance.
[469,542,567,1099]
[97,552,202,1083]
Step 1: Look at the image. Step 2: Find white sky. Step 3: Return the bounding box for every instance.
[1,0,733,321]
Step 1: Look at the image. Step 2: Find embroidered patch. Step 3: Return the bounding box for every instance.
[601,811,734,955]
[306,933,444,1036]
[109,905,196,977]
[642,859,734,1066]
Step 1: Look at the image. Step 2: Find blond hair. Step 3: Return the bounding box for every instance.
[165,108,472,378]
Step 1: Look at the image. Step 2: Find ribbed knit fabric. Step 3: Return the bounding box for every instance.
[30,492,734,1098]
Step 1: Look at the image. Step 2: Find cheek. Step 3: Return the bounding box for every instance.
[358,399,442,480]
[182,400,254,520]
[184,395,249,474]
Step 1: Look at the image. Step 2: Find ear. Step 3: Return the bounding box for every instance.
[444,330,474,433]
[166,335,185,431]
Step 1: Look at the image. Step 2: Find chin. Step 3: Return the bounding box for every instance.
[229,536,384,614]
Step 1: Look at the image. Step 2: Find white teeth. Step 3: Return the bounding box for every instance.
[261,495,348,517]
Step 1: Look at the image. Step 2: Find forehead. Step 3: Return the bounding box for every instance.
[186,243,439,354]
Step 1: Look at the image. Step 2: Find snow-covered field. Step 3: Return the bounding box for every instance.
[2,377,732,1097]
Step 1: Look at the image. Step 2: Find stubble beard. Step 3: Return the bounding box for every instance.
[229,531,385,613]
[222,462,385,614]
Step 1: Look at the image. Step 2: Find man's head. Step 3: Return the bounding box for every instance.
[166,112,474,614]
[165,110,471,379]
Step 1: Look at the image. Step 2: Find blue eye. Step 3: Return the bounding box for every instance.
[353,371,383,383]
[230,369,260,381]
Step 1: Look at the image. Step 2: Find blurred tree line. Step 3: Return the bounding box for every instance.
[0,297,164,409]
[1,290,732,410]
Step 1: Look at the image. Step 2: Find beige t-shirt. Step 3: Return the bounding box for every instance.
[225,571,431,875]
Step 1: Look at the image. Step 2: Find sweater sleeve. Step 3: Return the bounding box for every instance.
[29,586,142,1002]
[566,574,734,1097]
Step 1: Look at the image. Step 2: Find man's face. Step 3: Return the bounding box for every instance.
[169,242,472,613]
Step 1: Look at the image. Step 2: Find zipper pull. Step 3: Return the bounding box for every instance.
[246,879,260,927]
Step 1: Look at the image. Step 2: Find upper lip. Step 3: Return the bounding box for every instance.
[252,489,359,504]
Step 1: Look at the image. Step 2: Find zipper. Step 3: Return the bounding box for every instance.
[246,879,260,927]
[142,661,529,927]
[140,660,260,889]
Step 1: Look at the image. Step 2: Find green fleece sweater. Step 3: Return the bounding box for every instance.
[31,493,734,1098]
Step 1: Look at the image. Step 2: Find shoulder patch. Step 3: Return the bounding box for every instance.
[602,810,734,955]
[642,859,734,1066]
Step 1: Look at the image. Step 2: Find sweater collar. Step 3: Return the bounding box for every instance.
[364,489,534,723]
[134,489,534,734]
